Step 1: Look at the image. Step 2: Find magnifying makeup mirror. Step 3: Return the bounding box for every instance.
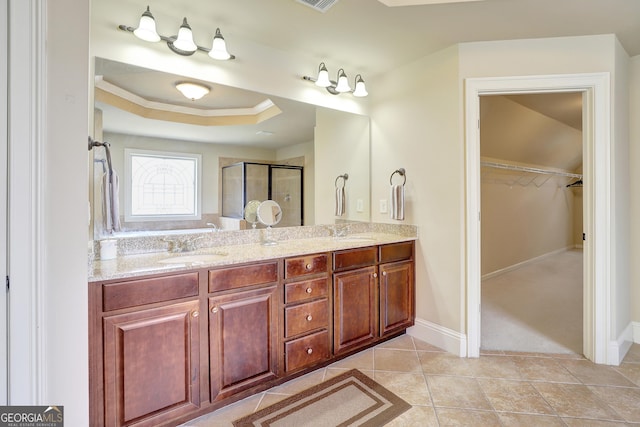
[257,200,282,245]
[244,200,261,229]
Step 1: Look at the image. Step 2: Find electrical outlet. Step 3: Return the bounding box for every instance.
[379,199,388,214]
[356,199,364,212]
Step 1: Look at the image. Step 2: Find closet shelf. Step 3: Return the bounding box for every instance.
[481,161,582,179]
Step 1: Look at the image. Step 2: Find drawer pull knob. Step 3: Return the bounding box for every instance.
[211,306,219,314]
[306,314,313,321]
[373,273,378,278]
[307,348,313,355]
[306,287,313,294]
[306,263,312,270]
[192,311,199,318]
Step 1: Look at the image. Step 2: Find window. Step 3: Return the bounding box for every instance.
[124,149,201,222]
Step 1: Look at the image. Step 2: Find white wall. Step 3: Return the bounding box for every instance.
[45,0,89,424]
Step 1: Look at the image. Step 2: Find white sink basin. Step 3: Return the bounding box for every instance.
[334,236,376,243]
[158,252,227,265]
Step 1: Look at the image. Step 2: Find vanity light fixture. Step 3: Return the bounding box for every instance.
[303,63,368,97]
[175,82,210,100]
[119,6,235,60]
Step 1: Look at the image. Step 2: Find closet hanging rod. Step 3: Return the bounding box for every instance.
[480,161,582,179]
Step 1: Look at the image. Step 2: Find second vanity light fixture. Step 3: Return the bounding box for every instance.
[303,63,368,97]
[119,6,235,60]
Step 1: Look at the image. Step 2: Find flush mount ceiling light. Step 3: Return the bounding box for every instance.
[303,63,368,97]
[119,6,235,60]
[175,82,210,100]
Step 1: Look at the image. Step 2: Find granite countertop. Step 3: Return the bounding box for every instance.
[89,232,416,282]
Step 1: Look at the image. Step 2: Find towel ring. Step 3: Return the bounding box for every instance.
[335,173,349,188]
[390,168,406,186]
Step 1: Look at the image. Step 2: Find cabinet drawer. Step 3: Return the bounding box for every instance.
[209,261,278,292]
[284,330,330,372]
[379,241,414,263]
[284,278,329,304]
[284,299,329,338]
[285,254,327,279]
[102,272,199,312]
[333,247,377,271]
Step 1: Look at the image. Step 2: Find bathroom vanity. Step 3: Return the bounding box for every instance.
[88,231,415,427]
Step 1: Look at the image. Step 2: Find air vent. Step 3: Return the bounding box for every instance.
[296,0,339,13]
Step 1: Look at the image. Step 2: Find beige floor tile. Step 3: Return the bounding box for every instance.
[328,348,374,370]
[614,362,640,386]
[560,359,638,387]
[477,378,555,414]
[427,375,493,410]
[621,343,640,363]
[183,393,263,426]
[266,368,327,395]
[562,418,630,426]
[497,412,566,426]
[373,371,431,405]
[533,382,623,421]
[375,334,415,350]
[512,355,580,382]
[418,351,475,376]
[435,407,501,426]
[385,405,439,427]
[588,385,640,423]
[412,337,446,352]
[374,348,422,372]
[465,355,522,379]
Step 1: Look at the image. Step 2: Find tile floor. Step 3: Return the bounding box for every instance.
[184,335,640,426]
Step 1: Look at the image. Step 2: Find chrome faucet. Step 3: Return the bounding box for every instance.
[206,222,219,232]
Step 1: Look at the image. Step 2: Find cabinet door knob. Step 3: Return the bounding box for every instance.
[192,310,199,318]
[306,314,313,321]
[306,348,313,355]
[306,287,313,294]
[306,263,312,270]
[373,273,378,278]
[382,271,387,276]
[211,306,219,314]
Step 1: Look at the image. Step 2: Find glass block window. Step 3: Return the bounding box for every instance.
[124,149,201,222]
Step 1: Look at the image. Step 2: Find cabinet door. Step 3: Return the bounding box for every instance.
[379,261,415,337]
[333,266,378,355]
[209,286,278,401]
[103,300,200,427]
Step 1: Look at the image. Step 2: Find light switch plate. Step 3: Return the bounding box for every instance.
[379,199,388,214]
[356,199,364,212]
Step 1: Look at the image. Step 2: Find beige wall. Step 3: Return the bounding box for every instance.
[629,56,640,331]
[370,34,632,339]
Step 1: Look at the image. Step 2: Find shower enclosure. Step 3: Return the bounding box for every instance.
[221,162,304,227]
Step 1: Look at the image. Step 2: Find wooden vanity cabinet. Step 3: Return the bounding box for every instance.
[379,242,415,337]
[281,254,331,373]
[332,247,379,355]
[96,272,201,427]
[208,262,279,402]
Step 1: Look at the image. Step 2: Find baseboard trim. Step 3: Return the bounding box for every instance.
[634,321,640,343]
[407,318,467,357]
[608,322,635,366]
[482,246,578,281]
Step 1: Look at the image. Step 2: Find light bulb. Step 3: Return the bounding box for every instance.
[335,69,351,93]
[172,18,197,53]
[315,63,331,88]
[208,28,231,60]
[133,6,161,42]
[352,75,368,97]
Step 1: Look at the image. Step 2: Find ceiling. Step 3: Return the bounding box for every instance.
[93,0,633,150]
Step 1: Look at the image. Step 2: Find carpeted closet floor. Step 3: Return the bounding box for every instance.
[481,248,583,354]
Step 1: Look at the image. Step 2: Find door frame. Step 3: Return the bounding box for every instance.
[0,0,7,404]
[465,73,611,364]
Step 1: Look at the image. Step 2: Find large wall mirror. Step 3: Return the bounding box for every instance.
[90,57,370,239]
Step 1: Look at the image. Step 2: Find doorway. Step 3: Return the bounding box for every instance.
[478,93,584,354]
[465,73,612,364]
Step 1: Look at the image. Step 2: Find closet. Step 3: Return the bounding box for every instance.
[479,93,584,354]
